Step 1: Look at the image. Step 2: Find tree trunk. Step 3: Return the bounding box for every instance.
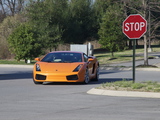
[129,40,132,49]
[144,35,148,65]
[111,51,114,57]
[143,0,148,65]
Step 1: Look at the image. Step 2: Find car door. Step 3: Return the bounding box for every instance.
[83,54,93,76]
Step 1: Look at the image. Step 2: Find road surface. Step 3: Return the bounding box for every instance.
[0,65,160,120]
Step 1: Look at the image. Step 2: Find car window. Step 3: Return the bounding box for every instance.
[41,52,82,63]
[83,54,88,62]
[41,53,55,62]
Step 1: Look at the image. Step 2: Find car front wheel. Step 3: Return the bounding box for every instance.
[33,79,43,85]
[84,69,90,84]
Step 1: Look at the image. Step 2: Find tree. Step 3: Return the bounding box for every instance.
[26,0,96,45]
[63,0,94,43]
[45,24,63,51]
[26,0,67,50]
[0,0,25,16]
[7,23,43,61]
[122,0,160,65]
[123,0,149,65]
[45,0,67,50]
[93,0,113,21]
[98,3,126,57]
[0,14,26,59]
[88,0,112,39]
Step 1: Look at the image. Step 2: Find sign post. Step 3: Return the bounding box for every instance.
[133,39,136,82]
[122,14,147,83]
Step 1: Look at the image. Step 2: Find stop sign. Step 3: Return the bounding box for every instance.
[123,14,147,39]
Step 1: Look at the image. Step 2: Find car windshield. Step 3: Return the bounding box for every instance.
[41,52,82,63]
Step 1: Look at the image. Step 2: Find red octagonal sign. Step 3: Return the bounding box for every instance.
[123,14,147,39]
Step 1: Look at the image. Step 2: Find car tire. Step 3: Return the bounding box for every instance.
[84,69,90,84]
[92,66,99,81]
[33,79,43,85]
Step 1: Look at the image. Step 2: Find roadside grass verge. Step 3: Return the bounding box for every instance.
[0,46,160,65]
[94,47,160,65]
[97,80,160,92]
[0,60,35,64]
[95,46,160,92]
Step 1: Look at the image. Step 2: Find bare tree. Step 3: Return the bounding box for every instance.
[142,0,160,65]
[122,0,160,66]
[0,0,25,16]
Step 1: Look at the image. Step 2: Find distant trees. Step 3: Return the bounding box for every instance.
[98,3,126,57]
[0,14,26,59]
[0,0,25,20]
[26,0,96,48]
[0,0,160,63]
[7,23,43,61]
[26,0,67,51]
[121,0,160,65]
[64,0,94,43]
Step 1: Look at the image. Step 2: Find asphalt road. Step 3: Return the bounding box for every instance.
[0,65,160,120]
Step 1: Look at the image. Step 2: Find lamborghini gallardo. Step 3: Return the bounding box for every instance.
[33,51,99,84]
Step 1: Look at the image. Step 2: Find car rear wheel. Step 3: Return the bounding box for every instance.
[92,66,99,81]
[84,69,90,84]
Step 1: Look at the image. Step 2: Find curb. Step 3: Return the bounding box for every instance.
[100,66,132,71]
[87,88,160,98]
[136,68,160,71]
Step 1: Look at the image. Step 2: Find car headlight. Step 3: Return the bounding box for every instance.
[36,64,41,71]
[73,64,82,72]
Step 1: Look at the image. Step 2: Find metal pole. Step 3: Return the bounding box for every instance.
[133,39,136,83]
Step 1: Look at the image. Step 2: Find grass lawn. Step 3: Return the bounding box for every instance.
[0,46,160,65]
[94,46,160,92]
[0,60,35,65]
[94,46,160,65]
[98,80,160,93]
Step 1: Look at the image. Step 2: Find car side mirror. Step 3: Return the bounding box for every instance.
[88,58,94,62]
[35,58,41,61]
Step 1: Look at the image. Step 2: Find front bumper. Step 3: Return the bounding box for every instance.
[33,71,85,83]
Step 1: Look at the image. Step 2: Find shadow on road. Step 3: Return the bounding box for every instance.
[0,69,132,85]
[0,71,32,80]
[42,78,132,86]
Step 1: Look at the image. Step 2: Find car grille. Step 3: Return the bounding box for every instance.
[36,74,46,80]
[66,75,78,80]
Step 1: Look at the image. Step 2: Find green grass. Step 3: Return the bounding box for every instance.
[98,80,160,92]
[0,60,35,65]
[0,46,160,65]
[94,47,160,65]
[95,46,160,92]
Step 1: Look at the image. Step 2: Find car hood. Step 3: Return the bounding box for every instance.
[38,62,83,73]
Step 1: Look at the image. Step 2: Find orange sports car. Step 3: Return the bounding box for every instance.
[33,51,99,84]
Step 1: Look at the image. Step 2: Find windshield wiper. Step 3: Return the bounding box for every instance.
[63,61,74,63]
[42,61,54,63]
